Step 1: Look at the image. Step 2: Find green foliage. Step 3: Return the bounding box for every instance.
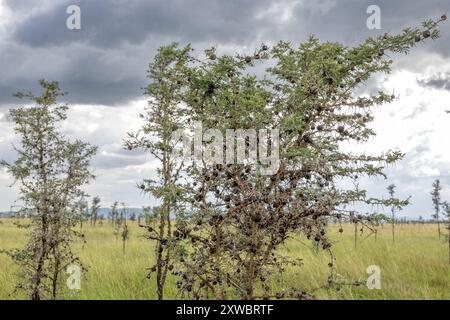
[0,80,97,300]
[136,17,444,300]
[431,179,442,219]
[431,179,443,239]
[125,44,194,299]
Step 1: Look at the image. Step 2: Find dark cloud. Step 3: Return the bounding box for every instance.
[16,0,444,50]
[12,0,272,48]
[0,79,143,106]
[1,0,449,105]
[417,72,450,91]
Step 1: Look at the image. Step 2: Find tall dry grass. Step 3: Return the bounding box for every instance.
[0,219,448,299]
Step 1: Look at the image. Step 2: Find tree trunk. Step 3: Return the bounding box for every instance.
[392,210,395,244]
[31,251,45,300]
[437,218,441,239]
[156,208,165,300]
[52,247,60,299]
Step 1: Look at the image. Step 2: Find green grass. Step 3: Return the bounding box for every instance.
[0,219,448,300]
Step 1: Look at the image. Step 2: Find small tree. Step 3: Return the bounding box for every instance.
[431,179,442,239]
[441,201,450,265]
[368,213,388,242]
[125,44,192,300]
[0,80,97,300]
[113,204,130,253]
[113,203,123,239]
[90,196,101,227]
[387,184,397,243]
[120,204,129,254]
[143,206,154,225]
[109,201,119,226]
[76,193,89,232]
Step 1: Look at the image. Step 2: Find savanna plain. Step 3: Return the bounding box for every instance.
[0,219,448,300]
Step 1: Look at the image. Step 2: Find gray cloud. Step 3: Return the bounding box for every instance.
[12,0,272,48]
[92,147,147,170]
[1,0,449,106]
[404,102,429,120]
[417,72,450,91]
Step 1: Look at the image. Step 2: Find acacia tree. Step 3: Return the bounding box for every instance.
[0,80,97,300]
[368,212,388,242]
[387,184,397,243]
[109,201,119,226]
[386,184,408,244]
[163,17,443,300]
[125,44,193,299]
[75,193,89,232]
[119,204,129,254]
[113,203,126,239]
[90,196,101,227]
[442,201,450,265]
[142,206,153,225]
[431,179,442,239]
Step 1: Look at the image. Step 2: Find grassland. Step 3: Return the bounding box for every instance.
[0,218,448,300]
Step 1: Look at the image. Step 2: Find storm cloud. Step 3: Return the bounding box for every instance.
[1,0,449,105]
[418,72,450,91]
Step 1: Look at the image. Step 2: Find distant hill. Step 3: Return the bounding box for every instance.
[0,208,147,219]
[98,207,145,218]
[0,211,15,218]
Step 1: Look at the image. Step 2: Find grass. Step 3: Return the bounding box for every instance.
[0,219,448,300]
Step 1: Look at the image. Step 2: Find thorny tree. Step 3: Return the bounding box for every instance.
[0,80,97,300]
[125,44,193,299]
[90,196,101,227]
[386,184,408,244]
[113,203,126,239]
[119,203,130,254]
[387,184,397,243]
[75,192,89,232]
[109,201,119,226]
[166,17,443,299]
[441,201,450,265]
[431,179,442,239]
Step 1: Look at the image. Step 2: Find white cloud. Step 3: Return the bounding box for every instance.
[255,0,301,23]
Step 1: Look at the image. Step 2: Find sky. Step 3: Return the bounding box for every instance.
[0,0,449,218]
